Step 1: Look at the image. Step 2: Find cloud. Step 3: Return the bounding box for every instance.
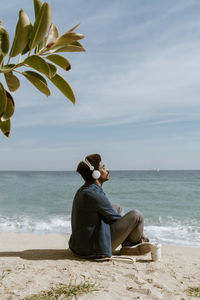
[1,0,200,170]
[6,0,200,130]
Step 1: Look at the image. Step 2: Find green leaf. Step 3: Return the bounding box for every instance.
[50,73,75,103]
[46,54,71,71]
[4,72,20,92]
[67,23,81,33]
[0,54,3,66]
[24,55,51,77]
[22,70,50,96]
[9,9,32,58]
[23,70,47,84]
[51,44,86,53]
[46,24,59,49]
[0,64,15,72]
[34,0,43,19]
[22,36,32,55]
[47,62,57,78]
[0,24,9,57]
[0,82,7,116]
[50,32,85,48]
[0,119,11,137]
[37,37,47,53]
[29,2,52,51]
[1,90,15,120]
[70,41,84,47]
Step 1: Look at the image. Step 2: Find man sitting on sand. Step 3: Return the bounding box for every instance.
[69,153,149,258]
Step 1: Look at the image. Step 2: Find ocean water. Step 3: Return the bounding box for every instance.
[0,170,199,247]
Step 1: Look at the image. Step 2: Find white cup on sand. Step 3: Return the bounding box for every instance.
[151,243,162,261]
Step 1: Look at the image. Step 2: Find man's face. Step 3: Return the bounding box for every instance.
[98,161,110,182]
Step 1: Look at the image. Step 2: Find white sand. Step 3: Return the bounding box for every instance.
[0,232,199,299]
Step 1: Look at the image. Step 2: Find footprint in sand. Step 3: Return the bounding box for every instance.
[126,286,152,295]
[124,273,137,280]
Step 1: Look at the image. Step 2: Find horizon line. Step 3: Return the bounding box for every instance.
[0,169,200,172]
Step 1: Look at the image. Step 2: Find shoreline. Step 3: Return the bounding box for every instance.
[0,230,199,249]
[0,232,199,299]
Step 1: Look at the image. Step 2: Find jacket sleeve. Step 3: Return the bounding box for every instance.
[85,190,122,224]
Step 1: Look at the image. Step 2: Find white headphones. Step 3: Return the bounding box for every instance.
[84,158,101,179]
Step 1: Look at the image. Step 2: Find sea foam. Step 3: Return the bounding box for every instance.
[0,215,71,234]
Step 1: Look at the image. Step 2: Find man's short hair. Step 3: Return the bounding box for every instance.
[77,153,101,181]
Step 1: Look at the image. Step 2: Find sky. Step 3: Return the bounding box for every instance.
[1,0,200,170]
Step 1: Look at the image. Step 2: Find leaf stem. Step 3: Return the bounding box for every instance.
[38,48,48,55]
[13,69,22,75]
[18,54,22,64]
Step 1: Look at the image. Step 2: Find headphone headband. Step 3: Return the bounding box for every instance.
[84,158,94,171]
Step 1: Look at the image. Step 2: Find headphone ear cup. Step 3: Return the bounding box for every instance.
[92,170,101,179]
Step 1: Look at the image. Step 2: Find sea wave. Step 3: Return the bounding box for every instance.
[0,214,199,247]
[0,215,71,234]
[145,217,200,247]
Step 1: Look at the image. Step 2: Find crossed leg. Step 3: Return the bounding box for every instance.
[110,209,144,251]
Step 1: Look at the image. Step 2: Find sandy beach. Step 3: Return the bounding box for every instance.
[0,232,199,300]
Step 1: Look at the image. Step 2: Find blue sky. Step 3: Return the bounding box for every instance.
[1,0,200,170]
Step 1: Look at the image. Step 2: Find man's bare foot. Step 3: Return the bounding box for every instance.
[141,235,149,243]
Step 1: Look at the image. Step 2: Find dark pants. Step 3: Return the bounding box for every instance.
[110,209,144,251]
